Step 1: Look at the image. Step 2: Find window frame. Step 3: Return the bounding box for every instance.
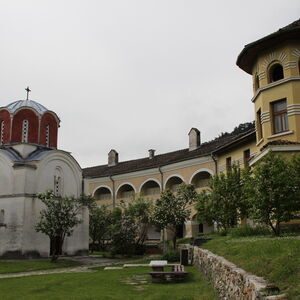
[271,99,289,134]
[268,62,284,83]
[226,157,232,172]
[256,108,263,140]
[243,149,250,168]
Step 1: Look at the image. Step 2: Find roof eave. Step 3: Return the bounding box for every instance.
[212,130,256,155]
[237,27,300,74]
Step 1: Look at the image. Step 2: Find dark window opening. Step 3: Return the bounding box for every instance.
[226,157,232,172]
[269,64,284,83]
[254,74,260,91]
[198,223,204,234]
[243,149,250,168]
[256,109,263,140]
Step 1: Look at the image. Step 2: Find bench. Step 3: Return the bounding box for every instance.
[150,264,188,283]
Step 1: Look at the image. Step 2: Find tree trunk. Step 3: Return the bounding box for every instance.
[172,228,177,249]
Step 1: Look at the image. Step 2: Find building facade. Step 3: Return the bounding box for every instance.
[83,19,300,239]
[0,99,88,258]
[1,19,299,255]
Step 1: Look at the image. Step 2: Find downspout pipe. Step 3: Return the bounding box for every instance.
[158,166,166,252]
[211,153,218,175]
[109,175,116,208]
[158,166,163,192]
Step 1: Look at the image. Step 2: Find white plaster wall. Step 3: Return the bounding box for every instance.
[0,149,88,257]
[22,197,49,257]
[63,207,89,255]
[0,153,13,196]
[0,197,25,256]
[35,151,82,197]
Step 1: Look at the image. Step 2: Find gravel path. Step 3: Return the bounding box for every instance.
[0,256,130,279]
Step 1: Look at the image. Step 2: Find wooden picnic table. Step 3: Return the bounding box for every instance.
[149,261,188,283]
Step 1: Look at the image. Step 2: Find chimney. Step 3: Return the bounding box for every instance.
[148,149,155,159]
[108,149,118,166]
[188,128,201,151]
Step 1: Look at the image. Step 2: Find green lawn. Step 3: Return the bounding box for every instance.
[0,265,216,300]
[0,259,80,274]
[200,235,300,299]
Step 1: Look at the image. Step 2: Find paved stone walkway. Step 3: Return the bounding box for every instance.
[0,256,129,279]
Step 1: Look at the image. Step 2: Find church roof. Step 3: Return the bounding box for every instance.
[5,100,48,114]
[83,123,256,178]
[237,18,300,74]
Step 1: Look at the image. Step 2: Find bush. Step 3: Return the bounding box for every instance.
[176,237,191,245]
[161,250,180,262]
[229,224,271,237]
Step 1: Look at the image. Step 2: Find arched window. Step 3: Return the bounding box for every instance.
[190,171,211,189]
[254,74,260,91]
[0,209,4,224]
[54,176,61,197]
[0,121,4,145]
[140,180,160,196]
[165,176,183,191]
[94,187,112,201]
[117,184,135,199]
[45,124,50,147]
[269,63,284,83]
[22,119,29,143]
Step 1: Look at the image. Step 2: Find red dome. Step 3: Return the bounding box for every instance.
[0,100,60,148]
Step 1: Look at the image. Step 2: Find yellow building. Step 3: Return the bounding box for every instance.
[83,19,300,239]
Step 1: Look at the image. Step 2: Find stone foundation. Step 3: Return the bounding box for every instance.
[192,246,288,300]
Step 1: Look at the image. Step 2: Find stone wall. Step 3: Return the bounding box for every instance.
[192,246,288,300]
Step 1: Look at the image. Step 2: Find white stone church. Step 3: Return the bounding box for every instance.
[0,97,88,258]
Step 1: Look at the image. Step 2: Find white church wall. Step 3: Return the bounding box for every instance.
[22,197,49,257]
[0,154,13,196]
[36,151,82,197]
[63,207,89,255]
[0,197,25,257]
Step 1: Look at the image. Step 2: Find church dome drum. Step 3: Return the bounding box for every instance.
[0,93,60,148]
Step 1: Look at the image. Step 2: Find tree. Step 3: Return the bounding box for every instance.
[35,191,94,262]
[89,205,112,252]
[152,183,197,249]
[110,207,137,255]
[196,165,249,232]
[125,198,153,253]
[245,152,300,235]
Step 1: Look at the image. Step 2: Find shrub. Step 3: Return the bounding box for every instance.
[161,249,180,262]
[176,237,191,245]
[229,224,271,237]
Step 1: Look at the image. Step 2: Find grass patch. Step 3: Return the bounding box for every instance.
[0,265,217,300]
[89,251,143,259]
[0,259,81,274]
[200,235,300,299]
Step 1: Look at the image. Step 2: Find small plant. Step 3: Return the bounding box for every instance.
[161,249,180,262]
[228,224,271,237]
[176,237,191,245]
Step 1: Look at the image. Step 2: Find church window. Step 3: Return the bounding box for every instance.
[46,124,50,147]
[0,209,4,224]
[269,63,284,83]
[22,119,29,143]
[0,121,4,145]
[272,99,288,134]
[54,176,62,197]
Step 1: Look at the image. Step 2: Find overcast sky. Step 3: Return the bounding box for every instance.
[0,1,299,168]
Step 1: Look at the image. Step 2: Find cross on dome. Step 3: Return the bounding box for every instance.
[25,86,31,100]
